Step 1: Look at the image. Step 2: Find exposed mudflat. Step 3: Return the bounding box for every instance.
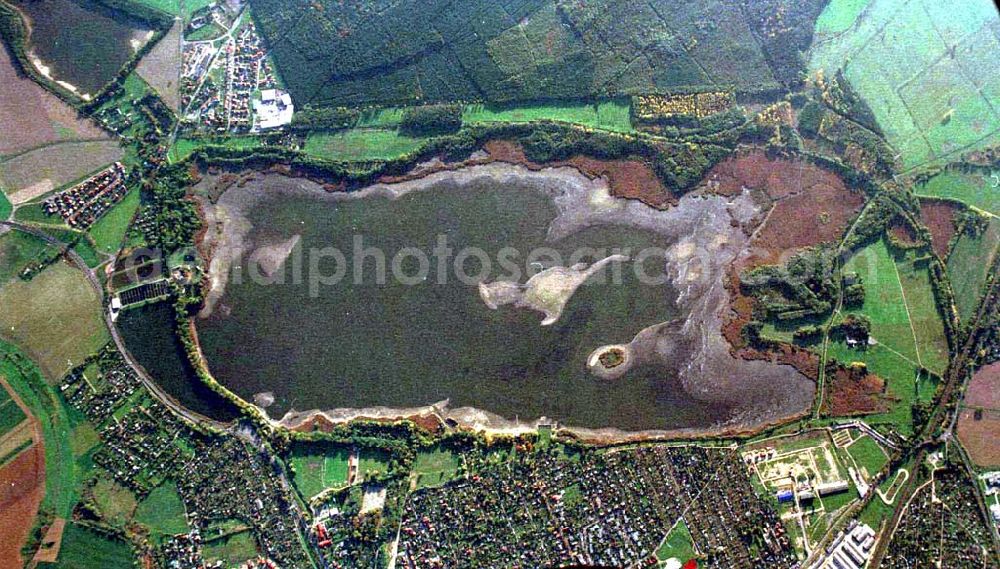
[192,161,815,437]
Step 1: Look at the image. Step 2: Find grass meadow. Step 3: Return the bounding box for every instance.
[947,217,1000,322]
[89,189,141,254]
[303,129,425,162]
[51,522,133,569]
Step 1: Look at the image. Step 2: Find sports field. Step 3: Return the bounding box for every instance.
[0,261,109,381]
[289,445,350,499]
[810,0,1000,170]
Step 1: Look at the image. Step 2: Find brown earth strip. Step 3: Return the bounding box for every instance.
[0,444,44,568]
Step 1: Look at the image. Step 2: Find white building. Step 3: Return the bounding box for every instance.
[818,522,876,569]
[253,89,294,130]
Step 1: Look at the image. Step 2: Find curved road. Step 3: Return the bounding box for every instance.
[0,220,232,430]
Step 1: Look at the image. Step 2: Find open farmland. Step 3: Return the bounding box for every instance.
[7,0,154,98]
[947,217,1000,322]
[136,21,182,111]
[915,168,1000,216]
[0,45,109,156]
[250,0,828,107]
[48,521,134,569]
[0,231,57,282]
[0,140,123,205]
[823,238,949,434]
[810,0,1000,170]
[0,261,109,380]
[958,362,1000,467]
[838,239,948,373]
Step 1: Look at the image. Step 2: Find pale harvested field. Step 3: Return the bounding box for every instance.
[136,22,182,111]
[0,45,108,156]
[0,140,122,202]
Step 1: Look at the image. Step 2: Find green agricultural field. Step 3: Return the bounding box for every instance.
[355,107,407,128]
[915,169,1000,217]
[50,522,134,569]
[290,445,351,499]
[0,261,109,381]
[947,217,1000,322]
[89,189,141,254]
[463,101,634,133]
[202,529,258,566]
[655,519,696,563]
[844,434,889,478]
[0,230,55,282]
[810,0,1000,170]
[303,130,425,162]
[413,446,461,489]
[358,448,390,480]
[838,239,949,374]
[135,481,189,536]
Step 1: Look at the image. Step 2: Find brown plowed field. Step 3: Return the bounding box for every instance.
[0,44,107,155]
[0,443,44,568]
[957,408,1000,467]
[964,361,1000,409]
[918,198,960,259]
[958,363,1000,467]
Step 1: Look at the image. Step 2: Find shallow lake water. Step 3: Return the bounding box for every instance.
[192,174,733,431]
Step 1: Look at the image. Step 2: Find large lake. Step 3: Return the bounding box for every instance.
[11,0,150,95]
[191,170,735,431]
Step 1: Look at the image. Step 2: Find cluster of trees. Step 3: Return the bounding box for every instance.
[399,104,463,136]
[741,246,840,322]
[143,165,201,253]
[250,0,827,109]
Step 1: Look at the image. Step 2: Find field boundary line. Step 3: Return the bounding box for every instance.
[890,255,923,369]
